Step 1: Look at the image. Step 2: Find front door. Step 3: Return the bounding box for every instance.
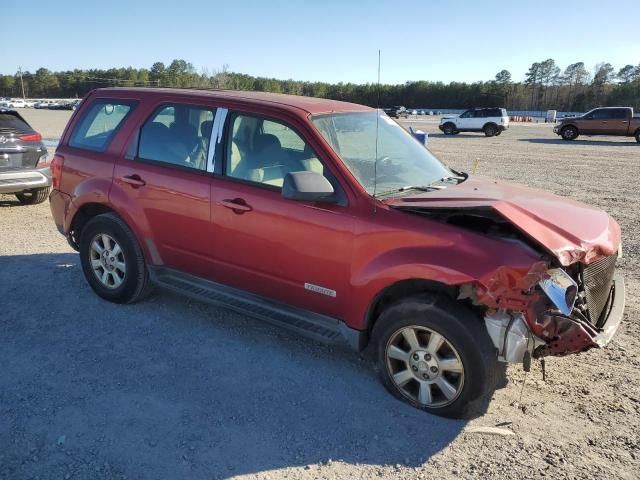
[111,102,218,278]
[209,112,355,320]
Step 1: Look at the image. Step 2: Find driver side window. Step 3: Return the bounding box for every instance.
[138,104,216,171]
[225,113,326,188]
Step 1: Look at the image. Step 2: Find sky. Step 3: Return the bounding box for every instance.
[3,0,639,85]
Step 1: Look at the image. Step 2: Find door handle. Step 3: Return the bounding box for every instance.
[219,198,252,213]
[120,174,146,188]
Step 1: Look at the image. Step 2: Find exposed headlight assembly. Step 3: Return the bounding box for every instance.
[539,268,578,315]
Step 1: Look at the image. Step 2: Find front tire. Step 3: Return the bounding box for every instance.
[372,294,500,418]
[561,125,578,140]
[442,123,456,135]
[79,213,152,304]
[635,131,640,143]
[15,187,50,205]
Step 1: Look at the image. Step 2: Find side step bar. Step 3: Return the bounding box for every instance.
[148,266,352,346]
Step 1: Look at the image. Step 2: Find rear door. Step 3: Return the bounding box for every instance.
[208,110,356,319]
[111,101,218,278]
[605,108,631,135]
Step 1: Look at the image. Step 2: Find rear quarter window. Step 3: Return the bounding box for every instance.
[69,100,136,152]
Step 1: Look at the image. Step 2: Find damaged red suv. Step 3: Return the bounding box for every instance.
[49,88,625,418]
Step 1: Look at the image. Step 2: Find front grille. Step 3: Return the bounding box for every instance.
[581,254,617,327]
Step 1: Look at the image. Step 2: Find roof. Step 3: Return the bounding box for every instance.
[95,87,373,115]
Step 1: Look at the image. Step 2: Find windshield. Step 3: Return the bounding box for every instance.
[311,111,451,196]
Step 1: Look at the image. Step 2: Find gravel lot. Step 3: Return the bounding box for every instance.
[1,111,639,479]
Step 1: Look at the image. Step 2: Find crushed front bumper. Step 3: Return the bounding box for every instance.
[536,272,625,357]
[593,273,625,347]
[0,166,51,194]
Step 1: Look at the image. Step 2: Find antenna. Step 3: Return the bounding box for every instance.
[373,50,381,206]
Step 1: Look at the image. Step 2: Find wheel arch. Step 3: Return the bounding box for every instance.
[67,203,117,250]
[561,123,579,133]
[361,278,464,351]
[483,122,498,130]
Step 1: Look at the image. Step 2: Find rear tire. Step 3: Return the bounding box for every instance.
[561,125,578,140]
[635,131,640,143]
[483,123,497,137]
[79,213,152,304]
[442,123,456,135]
[15,187,50,205]
[372,294,500,418]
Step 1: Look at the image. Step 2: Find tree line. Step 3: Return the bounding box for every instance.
[1,58,639,111]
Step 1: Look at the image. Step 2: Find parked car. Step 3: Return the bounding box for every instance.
[34,100,53,109]
[49,101,75,110]
[383,106,408,118]
[0,107,51,204]
[49,88,624,418]
[553,107,640,142]
[24,100,37,108]
[6,99,26,108]
[439,108,509,137]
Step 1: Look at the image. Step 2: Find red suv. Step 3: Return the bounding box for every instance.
[49,88,625,418]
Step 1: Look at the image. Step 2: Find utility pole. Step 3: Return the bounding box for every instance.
[18,66,25,99]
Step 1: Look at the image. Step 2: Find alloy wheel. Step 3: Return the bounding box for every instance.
[90,234,126,289]
[385,325,464,407]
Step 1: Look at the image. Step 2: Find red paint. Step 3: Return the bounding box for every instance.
[49,88,622,350]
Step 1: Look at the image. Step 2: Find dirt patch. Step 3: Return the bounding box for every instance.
[1,116,638,479]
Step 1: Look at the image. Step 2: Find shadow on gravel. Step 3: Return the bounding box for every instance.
[520,138,638,146]
[0,197,22,207]
[1,253,470,479]
[428,133,484,139]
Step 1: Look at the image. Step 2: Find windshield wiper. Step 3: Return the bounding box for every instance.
[375,185,438,198]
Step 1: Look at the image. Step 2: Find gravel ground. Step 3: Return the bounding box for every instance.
[1,112,638,479]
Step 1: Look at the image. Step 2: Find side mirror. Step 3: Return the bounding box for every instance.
[282,171,336,203]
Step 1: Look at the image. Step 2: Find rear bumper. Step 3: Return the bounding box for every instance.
[0,167,51,194]
[49,189,72,236]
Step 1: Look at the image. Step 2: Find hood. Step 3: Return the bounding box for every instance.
[441,115,457,120]
[383,175,620,266]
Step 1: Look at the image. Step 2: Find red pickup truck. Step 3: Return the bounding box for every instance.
[49,88,625,418]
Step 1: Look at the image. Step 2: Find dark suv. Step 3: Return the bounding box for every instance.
[0,108,51,204]
[383,106,408,119]
[49,88,624,418]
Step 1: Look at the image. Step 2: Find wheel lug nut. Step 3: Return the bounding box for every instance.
[424,354,431,361]
[430,366,438,373]
[411,366,418,372]
[412,353,419,360]
[422,373,429,380]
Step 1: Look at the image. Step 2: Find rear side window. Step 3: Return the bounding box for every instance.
[0,112,32,132]
[610,109,628,119]
[69,100,135,152]
[137,104,216,171]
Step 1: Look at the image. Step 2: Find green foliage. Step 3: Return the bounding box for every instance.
[1,58,639,111]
